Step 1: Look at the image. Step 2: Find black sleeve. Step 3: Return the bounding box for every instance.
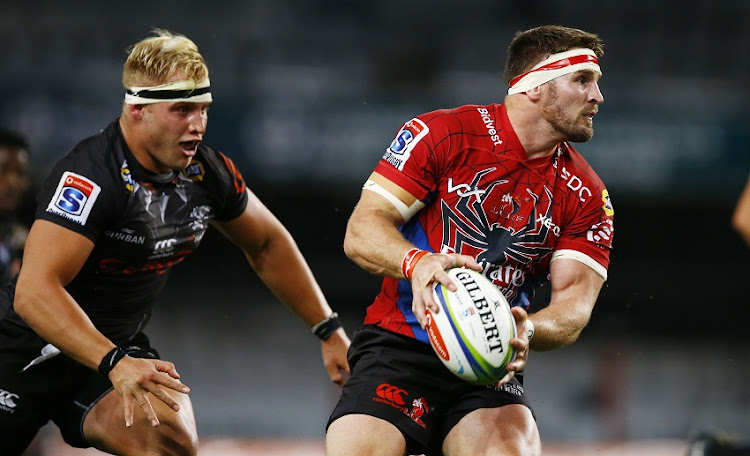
[35,138,122,242]
[199,148,248,222]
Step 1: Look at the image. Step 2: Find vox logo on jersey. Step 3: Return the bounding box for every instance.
[46,171,101,225]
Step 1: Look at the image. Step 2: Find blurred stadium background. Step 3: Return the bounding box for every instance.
[2,0,749,454]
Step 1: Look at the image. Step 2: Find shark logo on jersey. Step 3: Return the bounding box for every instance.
[383,118,429,171]
[441,169,555,305]
[189,205,213,237]
[46,172,102,225]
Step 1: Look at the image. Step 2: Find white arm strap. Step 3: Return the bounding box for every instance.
[363,179,425,222]
[551,249,608,280]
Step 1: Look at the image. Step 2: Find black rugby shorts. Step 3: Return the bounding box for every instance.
[327,325,534,456]
[0,321,159,454]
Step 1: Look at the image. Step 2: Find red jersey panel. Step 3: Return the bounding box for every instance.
[365,104,614,342]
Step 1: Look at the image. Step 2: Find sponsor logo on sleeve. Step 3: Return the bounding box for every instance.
[46,171,101,225]
[120,161,135,192]
[587,219,613,243]
[601,189,614,216]
[382,118,429,171]
[183,160,205,181]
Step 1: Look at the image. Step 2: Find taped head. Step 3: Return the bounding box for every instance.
[504,25,604,95]
[507,48,601,95]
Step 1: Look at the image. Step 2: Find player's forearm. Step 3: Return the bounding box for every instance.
[527,304,592,351]
[245,229,334,327]
[13,281,115,370]
[343,210,413,279]
[732,185,750,246]
[531,258,603,350]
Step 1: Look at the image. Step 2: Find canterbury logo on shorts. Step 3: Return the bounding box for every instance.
[0,389,19,411]
[375,383,407,405]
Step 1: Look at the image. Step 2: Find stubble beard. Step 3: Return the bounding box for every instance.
[541,83,594,143]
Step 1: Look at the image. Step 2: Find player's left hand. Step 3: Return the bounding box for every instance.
[494,306,530,387]
[108,356,190,427]
[410,253,481,328]
[321,328,351,386]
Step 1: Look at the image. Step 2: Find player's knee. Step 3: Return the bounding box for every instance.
[154,417,199,456]
[513,421,541,456]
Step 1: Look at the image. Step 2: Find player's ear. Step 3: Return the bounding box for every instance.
[526,85,543,102]
[127,103,147,120]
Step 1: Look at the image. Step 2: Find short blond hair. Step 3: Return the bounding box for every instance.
[122,29,209,88]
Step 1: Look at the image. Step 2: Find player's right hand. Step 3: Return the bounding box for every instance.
[494,306,530,387]
[410,252,481,329]
[108,356,191,427]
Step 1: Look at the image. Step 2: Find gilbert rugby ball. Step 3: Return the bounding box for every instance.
[426,267,517,385]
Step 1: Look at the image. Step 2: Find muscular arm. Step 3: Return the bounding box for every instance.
[528,257,604,351]
[344,172,480,326]
[732,177,750,247]
[14,220,188,427]
[213,188,350,384]
[343,173,415,277]
[14,220,110,369]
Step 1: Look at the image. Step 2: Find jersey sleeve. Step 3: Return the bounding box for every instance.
[35,148,122,242]
[203,150,248,221]
[555,186,614,274]
[373,116,444,201]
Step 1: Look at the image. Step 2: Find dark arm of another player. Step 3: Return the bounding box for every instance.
[527,258,604,351]
[732,177,750,247]
[14,220,190,427]
[212,189,350,385]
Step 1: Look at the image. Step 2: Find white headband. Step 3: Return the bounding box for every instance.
[507,48,601,95]
[125,78,213,104]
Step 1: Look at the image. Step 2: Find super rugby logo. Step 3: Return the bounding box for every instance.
[383,118,429,171]
[46,171,101,225]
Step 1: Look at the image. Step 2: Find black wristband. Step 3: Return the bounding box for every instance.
[311,312,342,341]
[98,346,127,377]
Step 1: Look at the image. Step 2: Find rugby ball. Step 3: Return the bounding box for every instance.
[426,268,517,385]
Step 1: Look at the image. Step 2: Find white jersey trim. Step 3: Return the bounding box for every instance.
[551,249,608,280]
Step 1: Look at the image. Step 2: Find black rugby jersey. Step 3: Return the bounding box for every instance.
[2,120,247,343]
[0,217,27,284]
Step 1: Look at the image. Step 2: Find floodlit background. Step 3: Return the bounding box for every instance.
[2,0,749,454]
